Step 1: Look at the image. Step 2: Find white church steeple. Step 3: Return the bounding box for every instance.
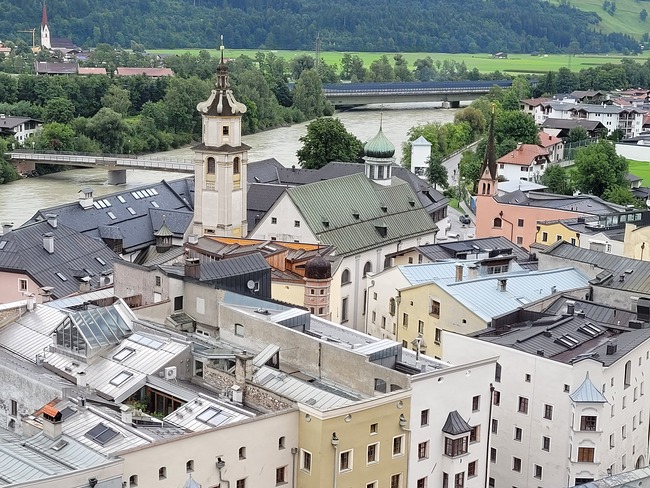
[40,1,51,50]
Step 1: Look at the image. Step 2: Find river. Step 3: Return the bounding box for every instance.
[0,103,459,226]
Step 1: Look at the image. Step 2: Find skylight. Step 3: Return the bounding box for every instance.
[56,272,67,281]
[129,333,164,350]
[151,188,158,195]
[0,241,6,250]
[151,201,159,208]
[113,347,135,362]
[107,212,116,220]
[127,207,136,215]
[556,334,580,349]
[131,192,140,200]
[109,371,133,386]
[102,199,111,207]
[95,257,106,266]
[85,423,119,445]
[196,407,231,426]
[579,323,603,337]
[117,196,126,204]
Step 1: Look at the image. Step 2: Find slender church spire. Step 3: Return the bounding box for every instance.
[41,1,48,27]
[480,104,498,182]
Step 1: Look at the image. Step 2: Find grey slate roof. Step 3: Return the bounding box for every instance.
[0,116,41,130]
[542,241,650,294]
[199,253,270,281]
[570,374,608,403]
[541,118,607,131]
[495,191,623,215]
[414,236,530,262]
[285,173,438,257]
[247,183,288,225]
[0,220,119,299]
[441,410,472,435]
[28,179,194,253]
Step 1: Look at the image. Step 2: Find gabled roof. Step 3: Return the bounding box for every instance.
[198,253,270,281]
[407,236,531,262]
[0,220,119,298]
[0,116,42,130]
[442,410,472,435]
[541,118,607,131]
[411,135,432,146]
[520,97,550,107]
[538,132,563,148]
[78,67,106,75]
[285,173,437,256]
[115,67,174,77]
[494,191,623,215]
[34,61,78,74]
[570,373,608,403]
[497,144,549,166]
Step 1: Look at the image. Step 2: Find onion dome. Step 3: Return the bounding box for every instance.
[364,126,395,159]
[304,254,332,280]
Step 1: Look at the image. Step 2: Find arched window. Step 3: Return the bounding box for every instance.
[341,269,351,284]
[624,360,632,388]
[493,217,502,228]
[363,261,372,277]
[207,157,215,174]
[389,298,396,316]
[233,157,240,175]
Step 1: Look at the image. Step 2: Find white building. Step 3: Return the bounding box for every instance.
[411,135,432,179]
[496,143,551,183]
[444,298,650,487]
[0,115,42,144]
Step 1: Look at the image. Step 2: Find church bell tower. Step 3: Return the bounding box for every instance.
[193,37,249,238]
[40,1,51,50]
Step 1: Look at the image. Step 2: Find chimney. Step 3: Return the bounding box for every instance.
[497,278,507,292]
[78,188,94,210]
[2,222,12,235]
[455,263,463,282]
[606,341,618,355]
[40,286,53,302]
[467,264,478,280]
[188,234,199,245]
[79,276,91,293]
[43,232,54,254]
[185,257,200,280]
[566,300,575,315]
[26,293,35,311]
[120,405,133,425]
[45,213,58,229]
[235,351,254,386]
[536,349,545,356]
[42,405,62,440]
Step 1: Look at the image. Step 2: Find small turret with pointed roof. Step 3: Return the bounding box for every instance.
[40,1,51,50]
[364,113,395,185]
[154,215,173,253]
[477,105,498,196]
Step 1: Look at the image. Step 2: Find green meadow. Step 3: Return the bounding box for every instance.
[149,48,650,75]
[551,0,650,38]
[629,160,650,186]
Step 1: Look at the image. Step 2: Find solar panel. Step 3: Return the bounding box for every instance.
[85,422,119,445]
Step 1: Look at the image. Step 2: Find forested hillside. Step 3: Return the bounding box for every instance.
[0,0,640,54]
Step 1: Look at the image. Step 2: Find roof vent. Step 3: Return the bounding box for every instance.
[576,310,585,318]
[543,331,552,338]
[536,349,544,356]
[380,204,388,213]
[606,341,618,355]
[629,320,645,329]
[352,210,360,220]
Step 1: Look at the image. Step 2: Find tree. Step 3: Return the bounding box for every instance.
[641,9,648,21]
[37,122,76,151]
[454,107,486,139]
[567,126,589,143]
[101,85,132,116]
[426,154,448,189]
[84,108,129,153]
[495,110,540,152]
[458,150,482,193]
[297,117,363,169]
[290,55,315,81]
[393,54,414,82]
[573,140,628,196]
[602,185,640,206]
[292,70,331,119]
[0,139,18,184]
[541,164,571,195]
[368,55,395,82]
[43,97,75,124]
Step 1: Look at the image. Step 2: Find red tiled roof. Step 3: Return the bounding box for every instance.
[497,144,549,166]
[42,404,59,417]
[78,67,107,75]
[538,133,562,147]
[116,67,174,77]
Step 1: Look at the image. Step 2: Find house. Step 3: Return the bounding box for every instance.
[493,52,507,59]
[541,118,608,139]
[0,114,42,144]
[520,97,550,124]
[444,295,650,487]
[538,131,564,162]
[496,143,551,182]
[34,61,79,75]
[571,90,608,104]
[410,135,433,178]
[0,215,119,303]
[115,67,174,77]
[569,105,646,138]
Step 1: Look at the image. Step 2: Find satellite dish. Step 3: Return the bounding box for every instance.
[247,280,255,290]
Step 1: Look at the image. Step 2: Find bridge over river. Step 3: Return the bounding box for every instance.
[322,80,513,107]
[8,150,193,184]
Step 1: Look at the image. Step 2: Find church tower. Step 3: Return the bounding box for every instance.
[40,1,51,50]
[193,38,249,238]
[363,115,395,186]
[303,254,332,320]
[477,106,498,197]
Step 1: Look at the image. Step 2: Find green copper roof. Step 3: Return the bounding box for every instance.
[364,127,395,158]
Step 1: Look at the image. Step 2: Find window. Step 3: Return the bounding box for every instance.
[421,409,429,427]
[223,126,229,136]
[525,373,531,382]
[271,217,277,224]
[491,419,498,434]
[417,478,427,488]
[301,449,312,473]
[186,460,194,472]
[622,424,627,439]
[173,295,183,311]
[493,217,502,228]
[454,472,464,488]
[233,157,240,175]
[610,433,615,449]
[236,479,246,488]
[514,427,522,441]
[340,269,351,285]
[472,395,480,412]
[580,416,597,431]
[493,390,501,405]
[443,473,449,488]
[489,478,495,488]
[542,232,548,242]
[622,453,627,470]
[391,474,401,488]
[372,311,376,323]
[534,464,543,479]
[403,313,409,327]
[239,446,246,459]
[368,483,377,488]
[435,328,441,344]
[564,384,570,393]
[418,320,424,334]
[542,436,550,451]
[363,261,372,277]
[495,362,502,382]
[556,234,562,241]
[468,460,477,478]
[392,435,404,456]
[430,299,440,317]
[516,236,523,245]
[418,441,429,460]
[389,298,396,315]
[578,447,595,462]
[278,436,286,449]
[235,323,244,337]
[129,475,138,487]
[10,400,17,417]
[367,443,378,463]
[444,436,468,457]
[19,279,27,292]
[370,423,378,434]
[490,448,497,463]
[159,467,167,480]
[155,276,161,287]
[517,218,524,227]
[625,360,632,388]
[294,220,300,228]
[276,466,287,485]
[518,396,529,414]
[470,425,479,443]
[207,157,215,174]
[544,404,553,420]
[341,297,349,322]
[512,456,522,472]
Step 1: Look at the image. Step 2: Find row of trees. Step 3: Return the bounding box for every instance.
[3,0,640,53]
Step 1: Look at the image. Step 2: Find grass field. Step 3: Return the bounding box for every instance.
[629,160,650,186]
[149,48,650,74]
[551,0,650,38]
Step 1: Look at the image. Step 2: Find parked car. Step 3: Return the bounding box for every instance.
[459,214,471,224]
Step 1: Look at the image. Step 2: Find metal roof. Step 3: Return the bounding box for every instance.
[570,374,608,403]
[398,260,526,287]
[164,395,251,432]
[441,410,472,435]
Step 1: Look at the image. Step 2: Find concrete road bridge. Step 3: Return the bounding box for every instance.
[322,80,513,108]
[8,150,193,184]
